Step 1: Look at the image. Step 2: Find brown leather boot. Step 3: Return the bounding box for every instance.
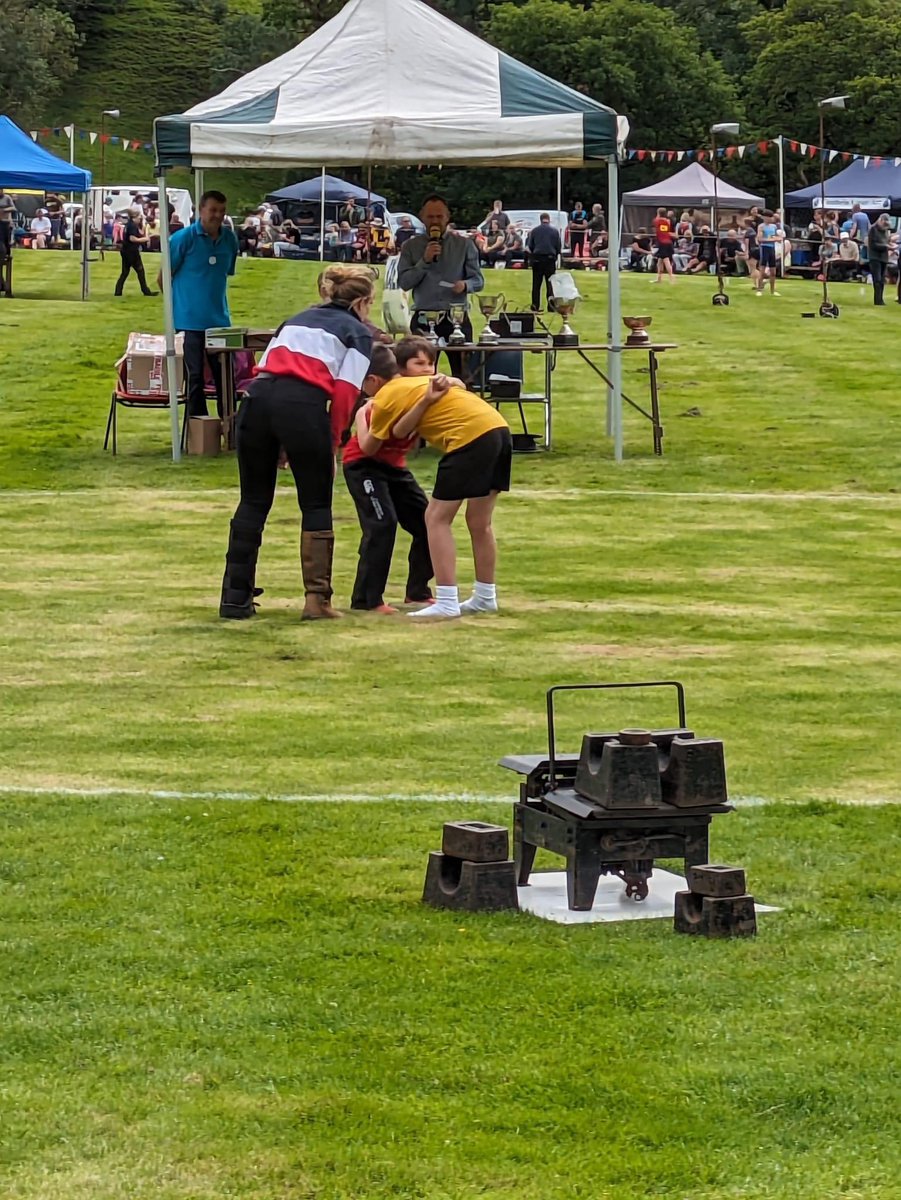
[300,530,342,620]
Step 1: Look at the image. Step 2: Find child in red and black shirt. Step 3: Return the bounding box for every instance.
[342,338,439,613]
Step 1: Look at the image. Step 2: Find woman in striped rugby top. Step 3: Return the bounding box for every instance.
[219,265,374,621]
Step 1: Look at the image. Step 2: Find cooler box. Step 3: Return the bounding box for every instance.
[120,332,185,398]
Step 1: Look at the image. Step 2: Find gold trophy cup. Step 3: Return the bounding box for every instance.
[477,292,507,343]
[548,272,580,346]
[623,315,653,346]
[448,304,468,345]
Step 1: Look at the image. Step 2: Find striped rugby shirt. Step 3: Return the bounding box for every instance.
[256,302,373,448]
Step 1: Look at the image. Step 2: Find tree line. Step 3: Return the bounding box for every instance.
[6,0,901,222]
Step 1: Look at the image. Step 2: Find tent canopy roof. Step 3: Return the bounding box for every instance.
[267,175,386,205]
[622,162,763,208]
[785,158,901,209]
[0,116,92,192]
[155,0,627,169]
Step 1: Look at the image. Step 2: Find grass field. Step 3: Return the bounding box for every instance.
[0,252,899,1199]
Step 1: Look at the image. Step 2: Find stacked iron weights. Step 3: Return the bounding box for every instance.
[674,865,757,938]
[422,821,518,913]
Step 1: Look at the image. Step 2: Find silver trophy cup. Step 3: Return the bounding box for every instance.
[477,292,507,343]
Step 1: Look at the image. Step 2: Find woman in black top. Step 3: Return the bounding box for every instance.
[114,207,154,297]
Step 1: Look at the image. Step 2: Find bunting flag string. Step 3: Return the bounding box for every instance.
[622,137,897,166]
[30,123,155,154]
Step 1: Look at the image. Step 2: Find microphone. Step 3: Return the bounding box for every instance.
[428,224,442,258]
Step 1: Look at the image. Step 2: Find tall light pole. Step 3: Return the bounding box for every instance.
[817,95,849,318]
[99,108,120,247]
[710,122,740,306]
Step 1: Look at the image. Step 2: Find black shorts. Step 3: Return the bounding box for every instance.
[656,242,674,260]
[432,428,512,502]
[759,244,776,268]
[748,245,761,261]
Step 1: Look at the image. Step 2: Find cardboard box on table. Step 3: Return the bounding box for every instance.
[118,332,185,398]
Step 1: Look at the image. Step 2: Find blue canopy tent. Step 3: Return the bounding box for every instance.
[785,158,901,214]
[0,115,93,297]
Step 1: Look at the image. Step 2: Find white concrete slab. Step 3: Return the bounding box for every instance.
[517,869,779,925]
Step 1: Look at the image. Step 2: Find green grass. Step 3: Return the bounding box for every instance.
[0,253,899,1198]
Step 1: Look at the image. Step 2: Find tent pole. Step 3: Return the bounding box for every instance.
[366,165,372,264]
[319,166,326,262]
[69,125,76,251]
[556,166,562,217]
[194,170,204,219]
[776,135,785,276]
[81,189,90,300]
[606,155,624,461]
[157,167,182,463]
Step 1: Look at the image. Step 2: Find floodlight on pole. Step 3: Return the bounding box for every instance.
[817,96,849,318]
[710,122,740,306]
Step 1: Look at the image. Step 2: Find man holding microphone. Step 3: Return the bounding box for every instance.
[398,194,483,372]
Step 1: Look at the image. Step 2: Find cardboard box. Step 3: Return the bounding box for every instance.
[119,332,185,398]
[187,416,221,457]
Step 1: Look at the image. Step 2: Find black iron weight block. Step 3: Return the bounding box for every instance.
[574,733,663,810]
[661,736,728,808]
[422,852,519,912]
[441,820,509,863]
[685,863,747,897]
[674,890,757,938]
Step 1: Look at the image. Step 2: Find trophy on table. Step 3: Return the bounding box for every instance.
[548,273,580,347]
[420,310,446,345]
[477,292,507,343]
[448,303,468,345]
[623,315,653,346]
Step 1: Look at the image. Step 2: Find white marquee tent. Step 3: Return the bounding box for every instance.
[153,0,630,459]
[622,162,764,230]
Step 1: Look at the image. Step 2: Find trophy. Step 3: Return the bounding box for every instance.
[548,273,580,346]
[623,315,653,346]
[448,304,467,345]
[420,310,445,345]
[477,293,507,343]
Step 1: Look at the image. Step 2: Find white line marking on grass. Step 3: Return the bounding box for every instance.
[0,785,896,807]
[1,488,899,505]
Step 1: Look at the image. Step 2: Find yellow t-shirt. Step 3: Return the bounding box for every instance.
[369,377,508,455]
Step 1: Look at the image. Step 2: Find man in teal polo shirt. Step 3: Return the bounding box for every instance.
[165,190,239,418]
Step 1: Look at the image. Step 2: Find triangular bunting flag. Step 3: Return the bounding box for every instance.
[637,149,647,161]
[808,145,818,159]
[757,140,769,154]
[676,150,685,161]
[738,145,746,159]
[89,131,98,144]
[52,127,61,136]
[30,131,38,140]
[872,156,883,166]
[799,142,808,154]
[63,124,74,137]
[627,149,637,159]
[667,150,675,162]
[725,146,736,159]
[697,149,706,161]
[829,149,839,163]
[789,140,799,152]
[863,156,870,167]
[841,152,850,162]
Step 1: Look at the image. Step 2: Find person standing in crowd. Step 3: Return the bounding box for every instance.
[342,195,365,226]
[364,368,511,621]
[162,190,239,419]
[651,207,675,283]
[114,207,154,296]
[868,213,891,305]
[342,339,436,614]
[527,212,561,311]
[219,265,375,622]
[480,199,510,233]
[0,187,14,291]
[393,216,416,252]
[568,200,589,257]
[397,194,483,374]
[755,211,781,296]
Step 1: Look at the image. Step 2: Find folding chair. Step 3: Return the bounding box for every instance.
[104,358,188,454]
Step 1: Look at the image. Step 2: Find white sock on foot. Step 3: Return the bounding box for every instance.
[460,581,497,614]
[408,585,460,619]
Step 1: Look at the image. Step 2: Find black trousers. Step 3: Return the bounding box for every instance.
[115,246,149,295]
[343,459,433,608]
[182,328,226,418]
[530,256,556,310]
[412,310,473,379]
[570,230,586,255]
[871,257,887,303]
[232,376,334,534]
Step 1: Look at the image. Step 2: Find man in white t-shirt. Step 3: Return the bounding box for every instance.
[30,210,52,249]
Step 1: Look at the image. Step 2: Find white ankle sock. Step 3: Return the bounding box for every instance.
[460,581,498,614]
[409,585,460,619]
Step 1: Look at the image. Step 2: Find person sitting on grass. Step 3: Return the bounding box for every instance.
[342,340,439,615]
[359,360,512,621]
